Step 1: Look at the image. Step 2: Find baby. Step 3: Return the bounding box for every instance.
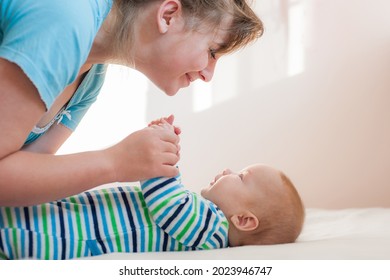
[0,119,304,259]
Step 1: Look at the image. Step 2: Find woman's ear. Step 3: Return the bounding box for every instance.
[157,0,181,34]
[230,211,259,232]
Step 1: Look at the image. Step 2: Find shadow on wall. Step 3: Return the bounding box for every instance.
[145,0,390,209]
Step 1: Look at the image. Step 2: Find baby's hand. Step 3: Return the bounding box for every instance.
[148,115,181,158]
[148,114,181,135]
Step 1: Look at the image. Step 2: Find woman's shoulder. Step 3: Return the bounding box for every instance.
[1,0,112,30]
[0,0,111,53]
[0,1,112,109]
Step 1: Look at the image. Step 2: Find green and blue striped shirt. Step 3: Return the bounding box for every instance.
[0,173,229,259]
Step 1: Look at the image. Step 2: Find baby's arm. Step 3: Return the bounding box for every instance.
[142,116,226,249]
[140,174,228,249]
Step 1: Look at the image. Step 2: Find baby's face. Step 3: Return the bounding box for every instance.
[201,164,283,217]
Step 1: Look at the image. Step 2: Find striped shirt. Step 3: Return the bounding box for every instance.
[0,173,229,259]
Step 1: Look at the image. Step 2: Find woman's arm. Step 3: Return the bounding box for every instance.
[0,150,113,206]
[0,59,45,159]
[22,124,73,154]
[1,128,180,207]
[0,59,180,206]
[0,60,111,206]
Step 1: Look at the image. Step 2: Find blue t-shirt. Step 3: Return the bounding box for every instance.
[0,0,113,144]
[24,64,108,145]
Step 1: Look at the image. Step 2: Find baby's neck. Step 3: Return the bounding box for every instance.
[228,227,246,247]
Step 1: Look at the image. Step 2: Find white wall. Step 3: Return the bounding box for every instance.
[59,0,390,209]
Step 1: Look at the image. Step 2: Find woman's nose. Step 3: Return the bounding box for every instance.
[199,60,217,82]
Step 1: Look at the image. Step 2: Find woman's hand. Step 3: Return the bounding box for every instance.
[104,116,181,182]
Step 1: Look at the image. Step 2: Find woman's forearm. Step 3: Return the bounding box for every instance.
[0,123,180,207]
[0,150,114,206]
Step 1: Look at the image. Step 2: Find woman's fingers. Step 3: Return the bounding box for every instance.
[157,126,179,144]
[161,152,180,166]
[159,164,180,178]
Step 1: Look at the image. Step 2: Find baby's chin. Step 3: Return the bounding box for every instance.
[200,187,211,199]
[200,180,218,198]
[200,188,207,198]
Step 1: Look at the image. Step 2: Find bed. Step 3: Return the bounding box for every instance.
[90,207,390,260]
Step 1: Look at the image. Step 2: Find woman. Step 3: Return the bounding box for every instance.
[0,0,263,206]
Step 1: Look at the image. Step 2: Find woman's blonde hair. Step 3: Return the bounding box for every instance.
[111,0,264,63]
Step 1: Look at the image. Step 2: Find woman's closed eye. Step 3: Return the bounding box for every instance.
[209,48,217,59]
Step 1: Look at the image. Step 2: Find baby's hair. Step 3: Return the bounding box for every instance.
[110,0,264,64]
[248,171,305,245]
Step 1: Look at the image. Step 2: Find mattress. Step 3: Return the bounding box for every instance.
[90,208,390,260]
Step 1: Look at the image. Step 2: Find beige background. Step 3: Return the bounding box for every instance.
[60,0,390,209]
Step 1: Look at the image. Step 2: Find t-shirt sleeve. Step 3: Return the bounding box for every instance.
[59,64,108,131]
[140,173,229,249]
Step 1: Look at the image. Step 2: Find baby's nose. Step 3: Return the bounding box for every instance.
[222,169,233,175]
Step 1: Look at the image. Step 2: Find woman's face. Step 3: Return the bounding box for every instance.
[134,9,230,96]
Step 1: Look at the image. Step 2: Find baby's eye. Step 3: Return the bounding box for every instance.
[239,173,244,181]
[209,48,217,59]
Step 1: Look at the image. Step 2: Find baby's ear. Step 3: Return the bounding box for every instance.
[230,211,259,232]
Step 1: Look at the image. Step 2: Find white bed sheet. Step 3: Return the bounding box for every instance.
[90,208,390,260]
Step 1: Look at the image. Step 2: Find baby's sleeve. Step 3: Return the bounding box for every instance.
[140,174,229,249]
